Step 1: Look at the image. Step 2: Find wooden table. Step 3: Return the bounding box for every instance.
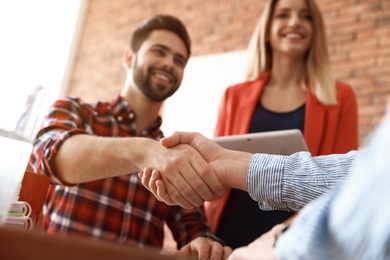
[0,228,195,260]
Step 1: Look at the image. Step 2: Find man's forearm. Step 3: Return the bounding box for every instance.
[54,134,155,184]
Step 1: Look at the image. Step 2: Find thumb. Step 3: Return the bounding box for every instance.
[160,131,182,148]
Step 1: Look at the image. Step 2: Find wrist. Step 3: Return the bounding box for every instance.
[223,150,251,191]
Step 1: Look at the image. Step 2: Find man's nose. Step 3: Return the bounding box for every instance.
[161,55,175,72]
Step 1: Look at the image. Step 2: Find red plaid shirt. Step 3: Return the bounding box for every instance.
[30,95,213,249]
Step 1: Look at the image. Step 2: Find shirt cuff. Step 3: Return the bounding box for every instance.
[247,153,288,211]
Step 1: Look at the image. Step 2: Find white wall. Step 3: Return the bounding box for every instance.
[161,50,248,138]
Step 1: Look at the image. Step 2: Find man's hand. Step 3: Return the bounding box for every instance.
[139,132,252,208]
[173,236,232,260]
[227,224,286,260]
[139,167,176,205]
[143,140,225,209]
[160,132,251,191]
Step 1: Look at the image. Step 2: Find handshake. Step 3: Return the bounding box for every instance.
[138,132,253,209]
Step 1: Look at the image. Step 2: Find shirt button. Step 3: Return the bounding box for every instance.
[128,113,135,119]
[117,116,123,122]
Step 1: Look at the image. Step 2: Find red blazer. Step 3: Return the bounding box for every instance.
[205,72,359,233]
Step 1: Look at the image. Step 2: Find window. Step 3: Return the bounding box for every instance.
[0,0,87,139]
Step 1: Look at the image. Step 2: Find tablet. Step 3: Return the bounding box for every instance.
[212,129,309,155]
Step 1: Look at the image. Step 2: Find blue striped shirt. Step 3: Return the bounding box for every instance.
[246,105,390,259]
[247,151,358,212]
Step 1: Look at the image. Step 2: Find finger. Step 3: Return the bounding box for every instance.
[163,177,197,209]
[172,244,194,256]
[188,157,225,200]
[150,170,176,205]
[174,238,208,260]
[180,162,215,202]
[139,168,152,192]
[149,170,195,208]
[178,149,224,202]
[160,131,182,148]
[140,168,165,202]
[162,134,225,198]
[153,167,200,208]
[173,172,205,207]
[160,131,203,148]
[155,146,206,207]
[223,246,233,260]
[155,180,176,205]
[151,158,201,209]
[163,151,208,207]
[148,169,161,199]
[208,241,224,260]
[161,145,220,204]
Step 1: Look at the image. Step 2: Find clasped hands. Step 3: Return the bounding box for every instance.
[138,131,251,209]
[139,132,283,260]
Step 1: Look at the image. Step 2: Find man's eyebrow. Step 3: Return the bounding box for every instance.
[153,43,187,62]
[275,7,310,13]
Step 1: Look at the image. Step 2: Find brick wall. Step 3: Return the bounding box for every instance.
[67,0,390,143]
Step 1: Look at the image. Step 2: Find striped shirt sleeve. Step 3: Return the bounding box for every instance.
[247,150,358,211]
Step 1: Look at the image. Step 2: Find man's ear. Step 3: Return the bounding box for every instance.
[122,49,134,69]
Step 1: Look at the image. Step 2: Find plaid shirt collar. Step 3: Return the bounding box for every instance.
[108,94,163,138]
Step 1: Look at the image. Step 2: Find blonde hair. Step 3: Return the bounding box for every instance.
[246,0,337,105]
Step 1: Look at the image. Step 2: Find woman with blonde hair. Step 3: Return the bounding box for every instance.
[206,0,358,249]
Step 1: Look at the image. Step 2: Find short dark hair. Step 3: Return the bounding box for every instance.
[131,14,191,57]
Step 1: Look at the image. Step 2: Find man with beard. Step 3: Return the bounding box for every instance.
[29,15,230,260]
